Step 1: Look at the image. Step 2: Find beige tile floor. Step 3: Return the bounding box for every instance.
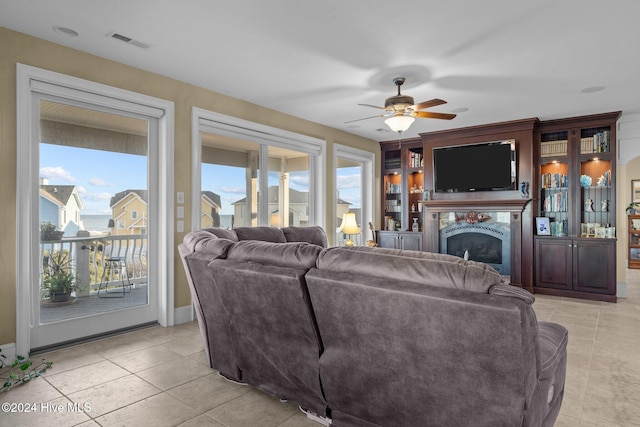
[1,272,639,427]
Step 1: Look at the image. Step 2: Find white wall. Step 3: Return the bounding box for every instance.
[618,112,640,165]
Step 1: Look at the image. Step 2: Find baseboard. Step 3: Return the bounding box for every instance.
[173,304,195,325]
[0,342,17,362]
[617,281,628,298]
[5,307,194,354]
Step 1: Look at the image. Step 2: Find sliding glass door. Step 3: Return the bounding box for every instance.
[193,108,324,231]
[16,64,174,353]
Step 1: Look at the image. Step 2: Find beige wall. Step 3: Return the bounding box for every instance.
[617,158,640,285]
[0,27,379,345]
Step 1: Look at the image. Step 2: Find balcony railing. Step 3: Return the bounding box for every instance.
[40,234,148,297]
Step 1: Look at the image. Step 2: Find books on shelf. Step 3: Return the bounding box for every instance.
[580,130,610,154]
[549,220,568,236]
[543,192,567,213]
[540,140,567,157]
[385,158,401,169]
[541,173,568,188]
[384,199,401,212]
[385,182,402,193]
[408,151,423,168]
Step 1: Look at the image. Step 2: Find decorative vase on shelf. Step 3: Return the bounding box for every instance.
[412,218,419,232]
[580,175,592,187]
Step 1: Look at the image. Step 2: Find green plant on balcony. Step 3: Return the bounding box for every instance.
[0,347,53,393]
[40,221,64,241]
[41,250,79,303]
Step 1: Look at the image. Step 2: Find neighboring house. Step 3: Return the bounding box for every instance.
[109,189,148,235]
[39,181,84,237]
[200,191,222,228]
[232,186,352,228]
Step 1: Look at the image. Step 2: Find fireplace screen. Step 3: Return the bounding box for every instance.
[446,233,502,264]
[439,211,511,276]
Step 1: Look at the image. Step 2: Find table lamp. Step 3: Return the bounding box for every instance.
[339,212,361,246]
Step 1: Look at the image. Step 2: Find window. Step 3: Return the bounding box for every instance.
[192,108,325,231]
[334,144,374,246]
[131,210,138,219]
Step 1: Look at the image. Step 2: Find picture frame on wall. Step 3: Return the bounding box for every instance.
[536,217,551,235]
[633,180,640,204]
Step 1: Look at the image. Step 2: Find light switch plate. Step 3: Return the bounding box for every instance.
[177,220,184,233]
[177,206,184,218]
[177,191,184,204]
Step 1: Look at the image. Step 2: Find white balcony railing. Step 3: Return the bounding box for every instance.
[40,234,148,297]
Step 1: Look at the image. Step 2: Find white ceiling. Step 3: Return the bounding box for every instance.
[3,0,640,141]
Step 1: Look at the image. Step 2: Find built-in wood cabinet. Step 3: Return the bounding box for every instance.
[377,230,423,251]
[628,215,640,269]
[535,237,616,301]
[376,113,621,300]
[534,112,621,302]
[380,139,424,243]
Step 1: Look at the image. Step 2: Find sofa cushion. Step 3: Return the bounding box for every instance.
[282,226,328,247]
[316,246,504,293]
[306,268,533,426]
[208,256,327,416]
[181,230,235,255]
[234,226,287,243]
[226,240,322,270]
[201,227,238,241]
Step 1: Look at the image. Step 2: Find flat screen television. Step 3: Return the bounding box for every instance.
[433,140,516,193]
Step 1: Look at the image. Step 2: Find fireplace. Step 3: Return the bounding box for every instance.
[422,199,531,289]
[440,216,511,276]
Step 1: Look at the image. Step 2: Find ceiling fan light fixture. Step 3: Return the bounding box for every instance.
[385,115,415,133]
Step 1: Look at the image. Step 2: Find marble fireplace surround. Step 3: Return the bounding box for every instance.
[422,199,532,287]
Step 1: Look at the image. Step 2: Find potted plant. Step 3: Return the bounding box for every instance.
[40,221,64,241]
[626,202,640,215]
[41,250,78,303]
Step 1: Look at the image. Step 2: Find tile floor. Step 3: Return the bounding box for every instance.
[1,273,639,427]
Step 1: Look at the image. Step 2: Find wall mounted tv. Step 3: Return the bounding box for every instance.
[433,140,516,193]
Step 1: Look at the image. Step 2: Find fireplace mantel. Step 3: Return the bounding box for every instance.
[421,198,532,213]
[422,198,533,291]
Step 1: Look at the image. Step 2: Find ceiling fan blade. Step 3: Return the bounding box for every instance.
[413,98,447,111]
[357,103,386,110]
[415,111,457,120]
[344,114,385,124]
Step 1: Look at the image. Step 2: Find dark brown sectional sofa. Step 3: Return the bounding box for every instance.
[178,226,568,427]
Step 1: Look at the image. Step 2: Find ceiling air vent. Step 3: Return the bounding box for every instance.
[107,31,150,49]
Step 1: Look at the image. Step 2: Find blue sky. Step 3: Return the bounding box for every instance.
[41,143,362,216]
[40,143,147,215]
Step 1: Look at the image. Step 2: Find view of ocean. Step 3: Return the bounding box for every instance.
[81,214,111,232]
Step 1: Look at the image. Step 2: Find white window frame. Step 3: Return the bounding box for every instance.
[333,143,375,246]
[16,64,175,355]
[191,107,326,231]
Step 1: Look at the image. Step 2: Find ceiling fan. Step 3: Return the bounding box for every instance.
[346,77,456,134]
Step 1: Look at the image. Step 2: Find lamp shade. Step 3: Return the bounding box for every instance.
[340,212,361,235]
[385,115,415,133]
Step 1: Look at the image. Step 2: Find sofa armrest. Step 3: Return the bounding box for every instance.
[489,283,535,304]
